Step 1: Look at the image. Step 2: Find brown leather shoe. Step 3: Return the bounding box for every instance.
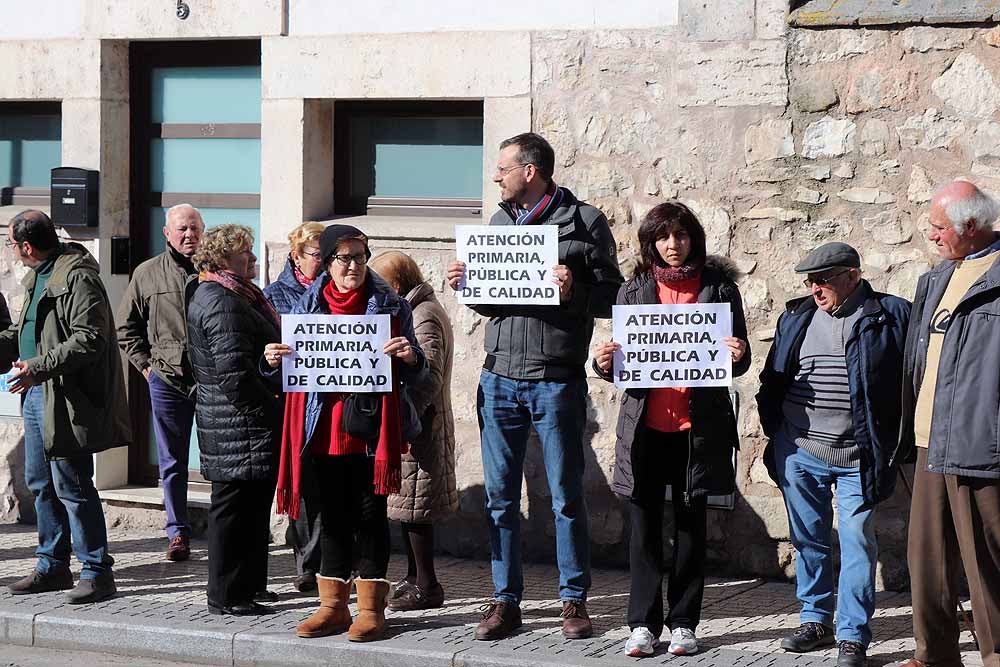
[560,600,593,639]
[474,600,522,640]
[8,568,73,595]
[895,660,927,667]
[166,535,190,562]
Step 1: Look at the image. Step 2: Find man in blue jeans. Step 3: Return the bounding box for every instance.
[756,242,910,667]
[447,133,622,640]
[117,203,203,562]
[1,210,131,604]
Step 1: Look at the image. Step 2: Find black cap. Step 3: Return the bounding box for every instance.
[794,242,861,274]
[319,224,370,264]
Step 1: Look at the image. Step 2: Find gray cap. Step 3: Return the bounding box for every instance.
[794,242,861,274]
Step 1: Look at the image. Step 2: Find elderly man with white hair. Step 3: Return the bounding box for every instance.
[896,179,1000,667]
[117,204,204,562]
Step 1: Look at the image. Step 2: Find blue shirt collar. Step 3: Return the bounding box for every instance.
[965,234,1000,259]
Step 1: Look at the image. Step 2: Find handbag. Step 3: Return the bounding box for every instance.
[341,393,382,443]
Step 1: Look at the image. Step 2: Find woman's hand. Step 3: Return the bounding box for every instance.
[384,336,417,367]
[724,336,747,363]
[593,341,620,373]
[263,343,293,369]
[446,260,466,291]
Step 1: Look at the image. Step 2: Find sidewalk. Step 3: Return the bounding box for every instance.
[0,524,982,667]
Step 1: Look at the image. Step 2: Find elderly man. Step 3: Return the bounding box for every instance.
[757,242,910,667]
[1,210,130,603]
[896,180,1000,667]
[446,132,623,641]
[117,204,203,561]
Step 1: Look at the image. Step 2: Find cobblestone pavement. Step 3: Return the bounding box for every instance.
[0,524,983,666]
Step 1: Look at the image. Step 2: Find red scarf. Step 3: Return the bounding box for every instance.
[200,270,280,329]
[292,257,316,289]
[275,280,406,519]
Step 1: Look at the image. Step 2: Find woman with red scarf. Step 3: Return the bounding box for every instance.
[592,202,750,659]
[264,225,426,643]
[186,224,284,617]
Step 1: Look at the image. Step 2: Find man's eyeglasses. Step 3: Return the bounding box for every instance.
[331,253,368,267]
[803,270,849,288]
[3,239,22,249]
[495,163,529,177]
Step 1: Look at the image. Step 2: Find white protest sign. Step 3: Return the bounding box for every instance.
[281,314,392,393]
[455,224,559,305]
[612,303,732,389]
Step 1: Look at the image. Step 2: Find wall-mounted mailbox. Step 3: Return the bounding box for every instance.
[50,167,99,227]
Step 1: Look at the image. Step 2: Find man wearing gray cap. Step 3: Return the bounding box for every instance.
[757,242,910,667]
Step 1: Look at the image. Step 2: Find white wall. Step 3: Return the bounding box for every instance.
[288,0,679,35]
[0,0,83,39]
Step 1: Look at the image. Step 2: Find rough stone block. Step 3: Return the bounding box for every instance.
[679,0,755,41]
[897,109,965,150]
[901,26,969,52]
[756,0,788,40]
[802,116,857,159]
[859,119,894,157]
[675,41,787,107]
[789,75,839,113]
[845,67,917,113]
[863,211,914,245]
[794,187,828,205]
[742,207,808,222]
[932,53,1000,119]
[908,165,935,204]
[744,119,795,164]
[838,188,896,204]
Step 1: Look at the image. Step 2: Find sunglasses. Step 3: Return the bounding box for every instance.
[802,270,850,288]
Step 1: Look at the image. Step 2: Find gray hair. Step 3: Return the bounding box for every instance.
[944,187,1000,232]
[165,203,203,226]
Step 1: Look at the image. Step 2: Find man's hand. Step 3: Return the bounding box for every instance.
[593,341,620,373]
[264,343,293,369]
[552,265,573,301]
[384,337,417,367]
[723,336,748,363]
[446,260,466,292]
[8,361,38,395]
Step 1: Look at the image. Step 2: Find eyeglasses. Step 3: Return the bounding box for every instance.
[3,239,21,249]
[803,270,849,288]
[300,249,322,260]
[495,163,529,177]
[331,253,368,267]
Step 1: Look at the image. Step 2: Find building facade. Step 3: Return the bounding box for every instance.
[1,0,997,589]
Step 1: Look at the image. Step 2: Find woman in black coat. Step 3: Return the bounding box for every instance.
[187,224,283,616]
[593,202,750,658]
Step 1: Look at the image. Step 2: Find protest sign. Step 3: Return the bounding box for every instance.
[612,303,732,389]
[455,225,559,305]
[281,314,392,393]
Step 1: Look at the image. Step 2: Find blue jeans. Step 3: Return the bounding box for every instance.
[477,370,590,604]
[22,385,113,579]
[775,431,876,646]
[148,371,194,539]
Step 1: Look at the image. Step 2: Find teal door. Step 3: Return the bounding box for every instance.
[144,64,263,475]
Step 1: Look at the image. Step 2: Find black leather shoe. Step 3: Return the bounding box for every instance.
[8,568,74,595]
[294,572,318,593]
[780,623,836,652]
[207,600,273,616]
[253,589,279,603]
[838,640,867,667]
[65,572,116,604]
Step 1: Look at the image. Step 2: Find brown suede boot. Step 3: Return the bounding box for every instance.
[347,578,390,642]
[296,576,353,638]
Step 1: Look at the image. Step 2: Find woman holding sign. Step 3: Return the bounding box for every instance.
[593,202,750,658]
[186,225,284,616]
[265,225,426,643]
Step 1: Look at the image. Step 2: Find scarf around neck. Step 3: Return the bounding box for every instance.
[200,270,280,329]
[652,259,704,285]
[515,182,564,225]
[291,256,316,289]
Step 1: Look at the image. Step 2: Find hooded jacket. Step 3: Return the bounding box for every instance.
[473,187,624,381]
[0,243,132,458]
[594,257,750,500]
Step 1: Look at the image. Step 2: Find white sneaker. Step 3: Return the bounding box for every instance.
[668,627,698,655]
[624,627,659,657]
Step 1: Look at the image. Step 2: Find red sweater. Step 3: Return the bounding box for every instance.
[644,275,700,433]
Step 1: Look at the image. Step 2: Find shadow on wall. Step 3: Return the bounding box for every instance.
[3,434,33,524]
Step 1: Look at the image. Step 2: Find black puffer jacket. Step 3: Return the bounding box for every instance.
[594,257,751,500]
[187,281,283,482]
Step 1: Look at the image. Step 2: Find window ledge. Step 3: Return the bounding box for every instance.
[328,214,474,242]
[100,484,212,510]
[790,0,999,27]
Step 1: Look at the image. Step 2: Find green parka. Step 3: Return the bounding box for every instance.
[0,243,132,458]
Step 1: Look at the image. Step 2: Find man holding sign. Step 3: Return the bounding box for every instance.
[756,242,910,667]
[447,133,623,641]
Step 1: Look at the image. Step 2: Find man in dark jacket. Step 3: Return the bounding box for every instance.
[756,242,910,667]
[117,203,203,562]
[1,210,130,604]
[447,133,623,641]
[896,180,1000,667]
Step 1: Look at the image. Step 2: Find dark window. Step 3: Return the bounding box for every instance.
[0,102,61,206]
[334,101,484,218]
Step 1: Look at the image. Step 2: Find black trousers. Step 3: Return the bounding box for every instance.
[627,427,707,636]
[207,478,275,606]
[314,454,389,580]
[286,459,323,576]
